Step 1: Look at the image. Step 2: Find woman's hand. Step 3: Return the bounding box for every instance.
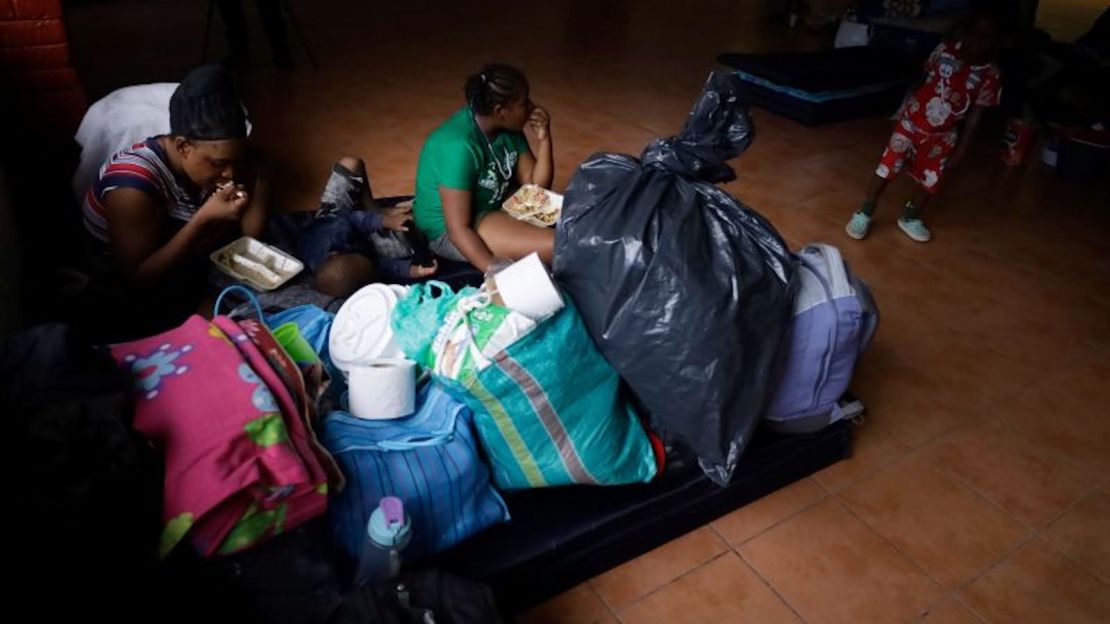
[525,105,551,143]
[518,104,554,189]
[196,183,249,228]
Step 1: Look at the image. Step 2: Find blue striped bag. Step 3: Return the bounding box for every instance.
[320,381,509,561]
[394,284,658,490]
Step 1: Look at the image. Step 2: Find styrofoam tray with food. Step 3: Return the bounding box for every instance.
[502,184,563,227]
[210,236,303,291]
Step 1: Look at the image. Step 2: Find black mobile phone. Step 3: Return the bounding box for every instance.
[403,220,436,268]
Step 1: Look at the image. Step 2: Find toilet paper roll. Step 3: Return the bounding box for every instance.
[347,358,417,420]
[492,252,564,321]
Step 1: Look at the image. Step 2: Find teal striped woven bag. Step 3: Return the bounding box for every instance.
[392,284,657,490]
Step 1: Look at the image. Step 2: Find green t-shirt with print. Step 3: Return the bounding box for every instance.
[413,107,529,239]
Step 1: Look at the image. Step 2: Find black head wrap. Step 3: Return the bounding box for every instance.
[169,65,247,140]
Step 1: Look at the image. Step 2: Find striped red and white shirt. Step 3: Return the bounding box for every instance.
[82,137,207,242]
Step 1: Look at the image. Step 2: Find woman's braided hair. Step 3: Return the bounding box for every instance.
[464,63,528,115]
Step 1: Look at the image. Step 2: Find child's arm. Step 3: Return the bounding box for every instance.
[377,257,437,282]
[895,76,927,118]
[344,207,438,281]
[949,105,987,169]
[346,210,385,235]
[379,257,412,282]
[950,64,1002,169]
[347,205,413,236]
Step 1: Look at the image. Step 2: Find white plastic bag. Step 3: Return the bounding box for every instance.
[835,20,871,48]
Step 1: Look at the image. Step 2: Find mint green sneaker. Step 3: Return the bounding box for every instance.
[845,211,872,240]
[897,217,932,242]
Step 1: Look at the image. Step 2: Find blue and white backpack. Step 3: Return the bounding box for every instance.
[764,243,879,433]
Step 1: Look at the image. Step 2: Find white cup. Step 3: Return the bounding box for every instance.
[492,253,564,321]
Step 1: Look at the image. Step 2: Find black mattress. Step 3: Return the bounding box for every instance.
[108,385,852,623]
[435,420,853,612]
[717,47,920,125]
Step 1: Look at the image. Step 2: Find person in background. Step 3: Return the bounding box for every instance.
[411,63,555,271]
[845,11,1004,243]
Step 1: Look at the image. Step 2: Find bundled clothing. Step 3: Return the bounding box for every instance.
[110,315,330,558]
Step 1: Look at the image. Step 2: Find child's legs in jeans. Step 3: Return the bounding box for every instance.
[308,157,382,296]
[319,156,372,215]
[319,156,412,260]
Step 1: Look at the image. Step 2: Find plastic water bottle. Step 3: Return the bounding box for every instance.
[355,496,411,586]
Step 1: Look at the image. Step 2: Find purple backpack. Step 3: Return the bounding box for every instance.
[765,244,878,433]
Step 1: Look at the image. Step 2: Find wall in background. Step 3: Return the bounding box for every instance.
[1036,0,1105,41]
[0,164,20,342]
[0,0,87,144]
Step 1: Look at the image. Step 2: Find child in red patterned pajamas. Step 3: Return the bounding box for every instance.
[846,12,1003,243]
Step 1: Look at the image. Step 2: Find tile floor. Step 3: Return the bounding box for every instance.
[65,1,1110,622]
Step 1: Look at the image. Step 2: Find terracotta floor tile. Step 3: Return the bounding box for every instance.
[839,453,1030,587]
[589,527,727,610]
[1001,378,1110,478]
[924,422,1093,529]
[740,499,942,624]
[959,540,1110,624]
[1044,489,1110,584]
[519,583,611,624]
[813,422,910,492]
[848,338,977,448]
[894,333,1042,416]
[918,597,985,624]
[711,477,827,546]
[886,404,972,450]
[619,553,800,624]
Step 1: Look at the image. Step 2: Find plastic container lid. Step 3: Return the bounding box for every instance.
[329,284,404,373]
[368,496,411,548]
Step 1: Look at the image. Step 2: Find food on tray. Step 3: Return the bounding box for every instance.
[217,251,282,287]
[506,185,549,213]
[503,184,561,226]
[210,237,303,291]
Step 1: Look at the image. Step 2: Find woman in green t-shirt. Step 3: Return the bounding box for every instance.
[412,63,555,271]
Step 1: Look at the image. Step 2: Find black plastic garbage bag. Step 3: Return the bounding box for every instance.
[553,71,795,486]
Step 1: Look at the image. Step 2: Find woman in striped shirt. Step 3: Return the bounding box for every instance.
[83,65,266,286]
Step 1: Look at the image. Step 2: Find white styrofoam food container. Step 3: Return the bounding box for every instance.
[210,236,303,291]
